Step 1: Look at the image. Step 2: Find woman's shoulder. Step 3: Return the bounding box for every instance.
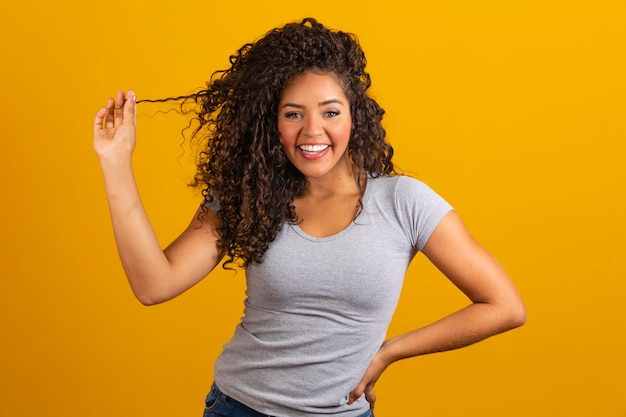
[368,174,451,208]
[367,174,429,192]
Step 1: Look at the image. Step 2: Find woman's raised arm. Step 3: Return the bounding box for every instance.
[94,90,223,305]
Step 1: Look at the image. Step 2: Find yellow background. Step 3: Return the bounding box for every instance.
[1,1,624,416]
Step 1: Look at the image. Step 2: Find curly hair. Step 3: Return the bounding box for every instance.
[182,17,395,268]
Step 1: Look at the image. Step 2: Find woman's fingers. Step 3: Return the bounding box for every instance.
[123,90,136,128]
[348,385,376,410]
[104,97,115,129]
[95,91,135,132]
[364,386,377,410]
[114,90,125,127]
[93,107,107,132]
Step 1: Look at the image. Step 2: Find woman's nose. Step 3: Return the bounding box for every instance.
[303,115,323,137]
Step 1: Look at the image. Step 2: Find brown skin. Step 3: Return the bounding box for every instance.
[278,72,361,237]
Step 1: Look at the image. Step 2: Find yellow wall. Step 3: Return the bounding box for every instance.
[1,1,624,416]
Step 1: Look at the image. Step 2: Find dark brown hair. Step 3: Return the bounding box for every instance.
[188,17,394,268]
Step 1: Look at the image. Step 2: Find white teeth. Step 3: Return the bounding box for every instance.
[298,144,329,152]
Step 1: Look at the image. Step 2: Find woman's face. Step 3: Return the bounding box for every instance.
[277,71,352,181]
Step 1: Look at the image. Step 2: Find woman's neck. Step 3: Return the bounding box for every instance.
[303,168,365,199]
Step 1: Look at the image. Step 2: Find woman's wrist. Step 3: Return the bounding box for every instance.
[98,149,134,172]
[377,338,402,368]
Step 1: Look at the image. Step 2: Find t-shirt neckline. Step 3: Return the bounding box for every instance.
[288,176,372,242]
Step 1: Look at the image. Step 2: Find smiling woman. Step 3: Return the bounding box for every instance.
[278,72,353,182]
[93,17,525,417]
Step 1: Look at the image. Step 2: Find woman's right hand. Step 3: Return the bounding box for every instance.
[93,90,136,160]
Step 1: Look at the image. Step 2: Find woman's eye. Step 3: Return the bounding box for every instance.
[285,112,302,119]
[325,110,340,117]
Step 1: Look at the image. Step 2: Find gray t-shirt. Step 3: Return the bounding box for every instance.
[212,175,453,416]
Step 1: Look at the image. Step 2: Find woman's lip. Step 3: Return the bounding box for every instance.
[297,144,331,160]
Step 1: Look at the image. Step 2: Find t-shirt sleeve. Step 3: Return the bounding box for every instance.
[394,176,454,251]
[203,191,220,213]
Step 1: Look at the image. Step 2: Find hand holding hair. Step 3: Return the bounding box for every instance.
[93,90,137,160]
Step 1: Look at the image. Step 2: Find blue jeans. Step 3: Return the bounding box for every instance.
[203,382,374,417]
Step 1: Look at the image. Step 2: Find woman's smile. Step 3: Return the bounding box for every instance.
[297,143,331,159]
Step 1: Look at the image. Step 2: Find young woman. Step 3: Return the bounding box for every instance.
[93,18,525,417]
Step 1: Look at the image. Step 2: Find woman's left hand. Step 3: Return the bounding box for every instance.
[348,349,389,410]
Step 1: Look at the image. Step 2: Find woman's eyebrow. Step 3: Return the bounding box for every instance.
[280,98,345,109]
[319,99,344,106]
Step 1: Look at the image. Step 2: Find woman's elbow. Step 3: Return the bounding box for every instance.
[503,297,527,330]
[131,286,172,306]
[136,295,166,306]
[134,292,167,306]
